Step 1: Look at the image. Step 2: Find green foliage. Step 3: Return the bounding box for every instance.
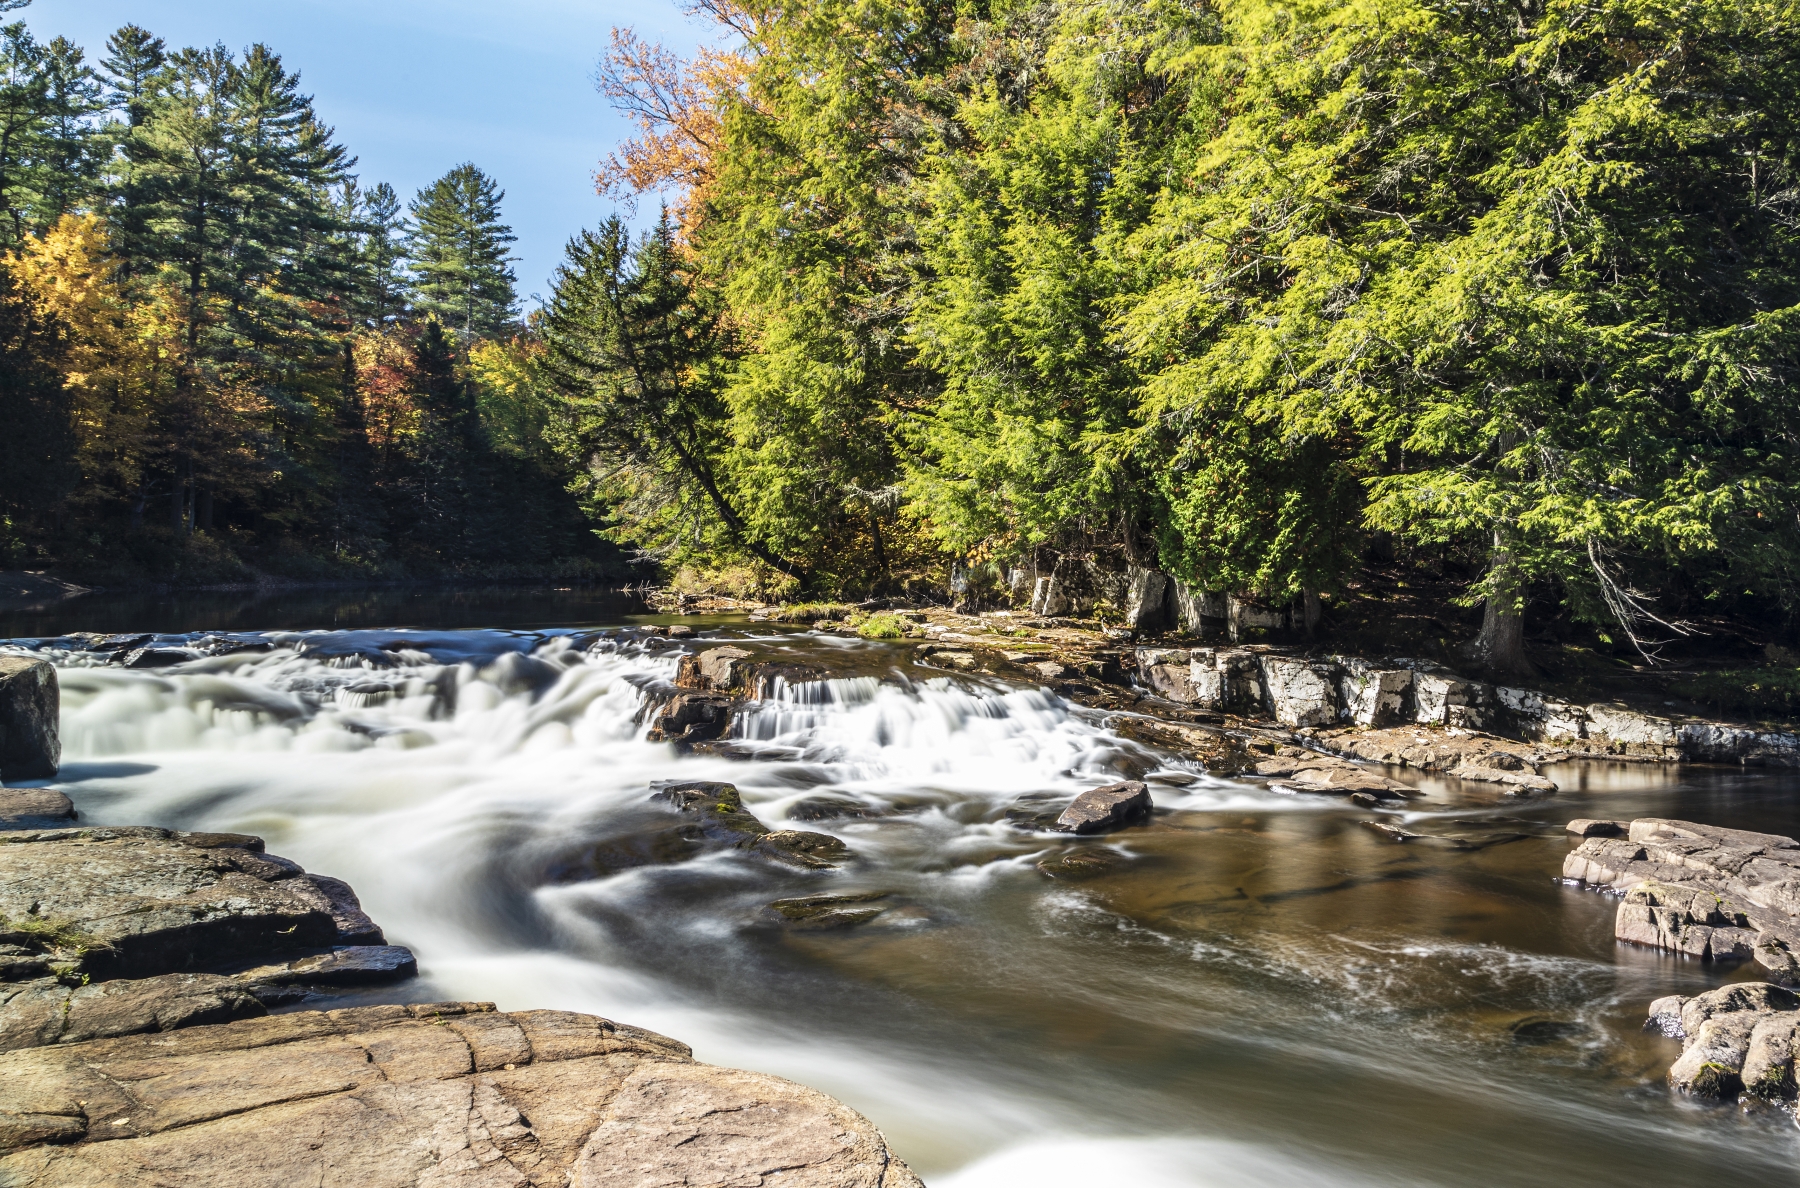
[1667,668,1800,720]
[856,611,907,639]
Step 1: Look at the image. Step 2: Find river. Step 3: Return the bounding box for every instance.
[4,587,1797,1185]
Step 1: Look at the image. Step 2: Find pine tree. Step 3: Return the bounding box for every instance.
[407,163,517,339]
[97,24,168,280]
[345,179,406,329]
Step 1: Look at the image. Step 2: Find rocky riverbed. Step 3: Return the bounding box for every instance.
[0,661,921,1187]
[6,608,1800,1184]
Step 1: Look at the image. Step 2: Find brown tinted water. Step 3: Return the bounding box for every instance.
[5,598,1796,1185]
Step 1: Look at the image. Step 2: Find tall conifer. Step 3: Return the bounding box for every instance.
[407,163,518,339]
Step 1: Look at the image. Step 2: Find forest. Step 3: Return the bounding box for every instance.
[0,8,609,585]
[552,0,1800,674]
[4,0,1799,676]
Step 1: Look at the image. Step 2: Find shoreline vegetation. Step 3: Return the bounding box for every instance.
[0,0,1797,698]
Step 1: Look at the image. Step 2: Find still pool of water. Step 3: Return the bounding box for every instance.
[4,591,1797,1186]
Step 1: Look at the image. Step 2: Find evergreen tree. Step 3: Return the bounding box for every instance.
[341,179,406,329]
[97,24,168,279]
[407,163,517,338]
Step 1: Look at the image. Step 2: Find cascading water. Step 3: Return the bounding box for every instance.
[8,616,1800,1186]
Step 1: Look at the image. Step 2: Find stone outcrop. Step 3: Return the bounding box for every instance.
[0,1001,923,1188]
[1648,983,1800,1104]
[674,645,752,693]
[0,827,395,983]
[1052,780,1153,834]
[1129,645,1800,767]
[1251,747,1416,803]
[1564,818,1800,982]
[1314,727,1560,793]
[644,692,731,746]
[0,656,58,780]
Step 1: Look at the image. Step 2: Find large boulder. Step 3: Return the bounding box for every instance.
[0,790,75,831]
[0,1001,923,1187]
[674,645,752,693]
[0,827,391,982]
[0,657,58,780]
[1135,648,1197,703]
[1122,566,1171,633]
[1654,983,1800,1101]
[1052,781,1153,834]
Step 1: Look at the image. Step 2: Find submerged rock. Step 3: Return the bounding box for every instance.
[768,892,890,929]
[1036,847,1131,881]
[641,781,850,870]
[0,1001,924,1187]
[0,656,58,780]
[1053,781,1153,834]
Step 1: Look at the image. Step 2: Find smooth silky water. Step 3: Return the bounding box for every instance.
[5,591,1798,1185]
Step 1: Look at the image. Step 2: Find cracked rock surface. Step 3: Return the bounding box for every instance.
[1564,818,1800,982]
[0,1001,923,1188]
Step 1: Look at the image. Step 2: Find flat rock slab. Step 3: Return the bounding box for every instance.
[1054,781,1153,834]
[0,973,264,1053]
[1565,817,1800,982]
[231,945,419,989]
[1566,818,1627,837]
[1315,725,1559,792]
[0,790,74,831]
[0,827,381,981]
[0,1001,922,1188]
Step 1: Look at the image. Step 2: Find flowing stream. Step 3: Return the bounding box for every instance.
[5,590,1799,1185]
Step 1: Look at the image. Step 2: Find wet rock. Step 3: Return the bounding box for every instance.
[665,624,695,639]
[1258,656,1339,728]
[0,790,74,831]
[925,649,979,671]
[650,782,849,870]
[0,827,355,982]
[1253,747,1414,799]
[0,657,58,780]
[1029,660,1072,681]
[59,632,151,654]
[231,945,418,990]
[0,1001,922,1188]
[646,691,733,745]
[675,644,752,692]
[1566,818,1800,982]
[1662,983,1799,1101]
[767,892,890,929]
[0,972,265,1053]
[1565,819,1627,838]
[119,645,198,669]
[1053,781,1153,834]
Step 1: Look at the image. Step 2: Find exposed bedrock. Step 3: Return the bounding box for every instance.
[1131,645,1800,767]
[0,1001,923,1188]
[0,827,397,984]
[1564,818,1800,983]
[0,656,59,780]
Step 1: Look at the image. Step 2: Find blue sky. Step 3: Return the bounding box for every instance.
[21,0,708,304]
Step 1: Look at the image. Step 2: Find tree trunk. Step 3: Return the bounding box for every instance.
[1300,588,1322,637]
[1465,532,1533,675]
